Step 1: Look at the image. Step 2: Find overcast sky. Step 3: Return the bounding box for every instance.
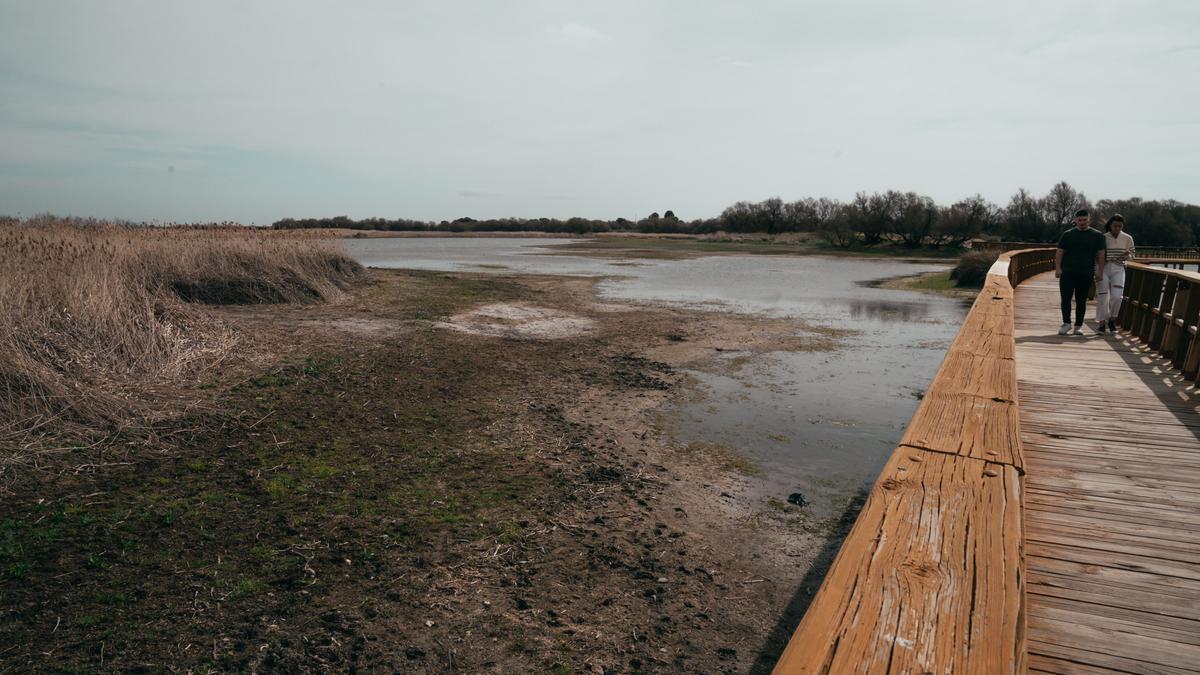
[1,1,1197,224]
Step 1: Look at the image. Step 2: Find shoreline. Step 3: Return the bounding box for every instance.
[864,269,980,300]
[337,230,964,264]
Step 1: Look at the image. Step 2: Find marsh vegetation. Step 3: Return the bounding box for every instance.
[0,218,362,451]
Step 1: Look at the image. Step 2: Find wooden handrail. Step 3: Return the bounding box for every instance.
[773,248,1056,674]
[974,241,1200,261]
[1121,262,1200,378]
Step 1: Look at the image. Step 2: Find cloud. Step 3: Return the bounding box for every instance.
[549,22,611,48]
[715,55,755,69]
[0,0,1197,224]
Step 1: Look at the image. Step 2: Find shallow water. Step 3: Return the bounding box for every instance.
[347,237,969,517]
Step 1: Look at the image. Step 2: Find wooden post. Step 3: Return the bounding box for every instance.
[1150,277,1179,350]
[1172,280,1200,371]
[1163,280,1189,358]
[1135,271,1161,342]
[1119,266,1139,330]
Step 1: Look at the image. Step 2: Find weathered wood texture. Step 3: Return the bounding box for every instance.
[1016,272,1200,674]
[772,451,1023,673]
[773,250,1052,674]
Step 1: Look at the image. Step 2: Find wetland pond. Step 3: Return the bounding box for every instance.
[348,237,969,518]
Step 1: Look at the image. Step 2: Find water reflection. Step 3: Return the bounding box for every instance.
[845,299,931,323]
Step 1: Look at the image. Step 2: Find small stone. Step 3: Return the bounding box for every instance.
[424,620,435,627]
[657,577,668,583]
[787,492,809,507]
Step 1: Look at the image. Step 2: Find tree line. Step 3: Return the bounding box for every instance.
[272,182,1200,248]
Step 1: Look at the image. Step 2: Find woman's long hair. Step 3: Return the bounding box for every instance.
[1104,214,1125,234]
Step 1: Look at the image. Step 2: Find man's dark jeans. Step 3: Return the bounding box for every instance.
[1060,269,1093,326]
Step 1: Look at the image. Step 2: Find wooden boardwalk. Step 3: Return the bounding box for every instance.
[1014,273,1200,674]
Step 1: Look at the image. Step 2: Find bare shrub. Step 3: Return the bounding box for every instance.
[949,250,1000,287]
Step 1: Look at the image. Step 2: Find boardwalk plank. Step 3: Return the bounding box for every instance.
[1028,639,1195,675]
[1027,614,1200,671]
[1017,272,1200,674]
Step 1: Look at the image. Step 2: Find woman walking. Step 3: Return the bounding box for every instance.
[1096,214,1135,334]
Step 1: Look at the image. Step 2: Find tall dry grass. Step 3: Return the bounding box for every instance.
[0,218,363,450]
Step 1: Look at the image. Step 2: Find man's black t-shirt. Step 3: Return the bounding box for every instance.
[1057,227,1105,274]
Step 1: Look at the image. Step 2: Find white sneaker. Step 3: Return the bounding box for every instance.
[1058,323,1071,335]
[1072,326,1084,335]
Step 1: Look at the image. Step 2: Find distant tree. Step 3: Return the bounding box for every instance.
[847,191,901,246]
[718,201,755,233]
[890,192,939,247]
[761,197,786,234]
[1096,198,1194,247]
[784,198,820,232]
[1002,188,1051,242]
[1040,181,1090,234]
[931,194,996,246]
[817,203,856,248]
[265,187,1198,246]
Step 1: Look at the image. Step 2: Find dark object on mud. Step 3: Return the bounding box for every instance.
[950,250,1000,287]
[787,492,810,507]
[666,333,686,342]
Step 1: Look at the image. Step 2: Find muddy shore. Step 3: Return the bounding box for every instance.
[1,269,872,673]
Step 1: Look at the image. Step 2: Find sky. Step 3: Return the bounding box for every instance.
[1,1,1197,225]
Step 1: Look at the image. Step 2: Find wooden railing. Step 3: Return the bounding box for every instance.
[1121,262,1200,379]
[1138,246,1200,261]
[973,240,1200,263]
[773,248,1056,674]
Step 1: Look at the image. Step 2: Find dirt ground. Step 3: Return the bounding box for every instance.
[0,269,866,673]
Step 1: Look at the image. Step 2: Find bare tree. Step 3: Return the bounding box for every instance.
[891,192,939,247]
[817,202,856,248]
[784,198,819,232]
[1002,188,1050,242]
[848,191,902,246]
[1040,181,1090,234]
[931,194,996,246]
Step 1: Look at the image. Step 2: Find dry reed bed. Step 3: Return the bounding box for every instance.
[0,219,363,464]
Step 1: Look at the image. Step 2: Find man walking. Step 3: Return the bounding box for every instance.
[1055,208,1105,336]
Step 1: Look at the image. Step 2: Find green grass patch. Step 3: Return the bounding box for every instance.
[683,441,762,476]
[227,578,268,601]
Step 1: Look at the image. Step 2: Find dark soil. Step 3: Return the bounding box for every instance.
[0,269,857,673]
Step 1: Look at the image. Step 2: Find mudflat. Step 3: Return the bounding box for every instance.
[1,269,861,673]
